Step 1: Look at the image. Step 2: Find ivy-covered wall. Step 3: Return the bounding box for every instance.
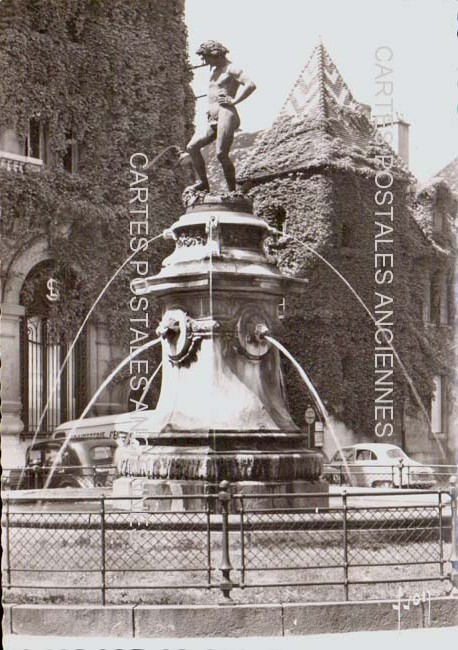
[249,168,456,461]
[0,0,194,346]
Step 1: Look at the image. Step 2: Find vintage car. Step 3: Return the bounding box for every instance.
[323,443,436,488]
[3,433,118,490]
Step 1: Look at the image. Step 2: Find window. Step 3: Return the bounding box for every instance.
[24,118,49,162]
[444,274,455,325]
[422,275,430,323]
[273,206,286,234]
[332,448,354,462]
[428,272,453,326]
[20,261,87,435]
[63,130,79,173]
[343,449,354,462]
[27,448,43,465]
[43,446,61,466]
[386,448,406,460]
[90,446,116,461]
[431,375,447,437]
[277,297,286,320]
[263,204,286,235]
[356,449,377,461]
[429,272,441,324]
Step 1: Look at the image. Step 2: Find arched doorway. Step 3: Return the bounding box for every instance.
[19,261,87,436]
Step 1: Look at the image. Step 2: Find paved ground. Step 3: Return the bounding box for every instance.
[4,626,458,650]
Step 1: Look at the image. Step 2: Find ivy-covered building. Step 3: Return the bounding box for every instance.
[232,43,456,464]
[0,0,193,465]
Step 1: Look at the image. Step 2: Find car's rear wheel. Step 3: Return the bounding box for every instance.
[56,477,94,489]
[56,479,78,489]
[372,480,393,488]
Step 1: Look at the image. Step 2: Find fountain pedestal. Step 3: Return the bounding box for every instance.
[114,194,327,510]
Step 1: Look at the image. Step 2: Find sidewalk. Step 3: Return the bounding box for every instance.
[4,626,458,650]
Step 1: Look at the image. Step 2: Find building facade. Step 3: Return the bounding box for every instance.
[0,0,193,466]
[229,44,456,463]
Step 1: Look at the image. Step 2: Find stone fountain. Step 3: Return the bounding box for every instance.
[114,40,326,509]
[114,193,327,510]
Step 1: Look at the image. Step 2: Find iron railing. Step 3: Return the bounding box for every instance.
[321,462,457,489]
[2,481,457,605]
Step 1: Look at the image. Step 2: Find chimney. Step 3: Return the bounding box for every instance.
[376,112,410,167]
[393,115,410,167]
[360,103,372,121]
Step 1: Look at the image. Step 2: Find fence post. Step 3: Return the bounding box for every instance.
[449,476,458,589]
[33,465,40,490]
[239,494,246,590]
[205,496,212,589]
[438,489,444,577]
[99,496,106,605]
[342,489,349,601]
[5,498,11,589]
[218,480,234,602]
[399,459,404,489]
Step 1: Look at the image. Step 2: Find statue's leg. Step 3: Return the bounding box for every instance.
[186,126,217,191]
[216,108,240,192]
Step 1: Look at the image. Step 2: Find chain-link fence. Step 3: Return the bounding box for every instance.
[2,482,457,604]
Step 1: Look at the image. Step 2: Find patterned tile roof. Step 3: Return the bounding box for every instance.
[279,41,362,120]
[238,42,409,183]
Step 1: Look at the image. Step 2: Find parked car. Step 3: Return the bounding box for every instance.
[323,443,436,488]
[3,433,118,490]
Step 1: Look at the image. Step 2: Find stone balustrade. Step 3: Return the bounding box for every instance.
[0,151,43,173]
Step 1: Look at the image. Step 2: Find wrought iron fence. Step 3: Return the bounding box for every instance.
[2,480,457,605]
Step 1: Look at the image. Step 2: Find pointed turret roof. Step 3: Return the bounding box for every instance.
[238,42,409,183]
[279,41,362,120]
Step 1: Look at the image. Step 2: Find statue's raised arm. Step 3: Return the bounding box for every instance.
[186,41,257,193]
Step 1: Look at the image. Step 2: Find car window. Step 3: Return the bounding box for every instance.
[342,449,354,462]
[386,448,406,459]
[43,446,61,466]
[356,449,377,461]
[331,451,342,462]
[90,445,116,461]
[27,449,42,465]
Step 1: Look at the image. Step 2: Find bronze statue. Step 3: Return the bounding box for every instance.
[186,41,256,193]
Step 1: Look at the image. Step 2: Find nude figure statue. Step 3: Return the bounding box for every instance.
[186,40,257,193]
